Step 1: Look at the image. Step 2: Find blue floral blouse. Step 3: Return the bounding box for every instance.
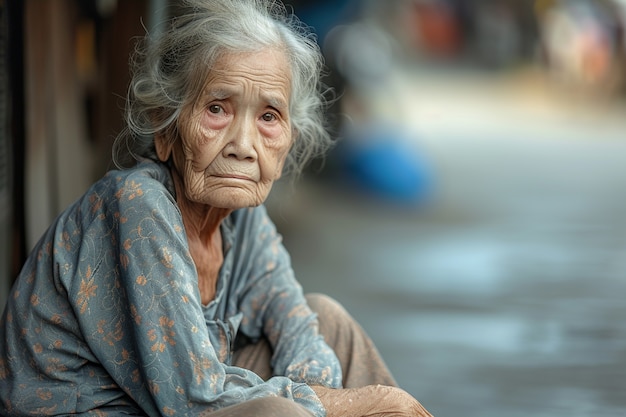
[0,159,342,416]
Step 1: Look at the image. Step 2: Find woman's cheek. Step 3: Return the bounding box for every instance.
[187,134,220,171]
[264,140,292,180]
[258,122,284,140]
[206,118,229,131]
[194,120,223,152]
[199,109,230,131]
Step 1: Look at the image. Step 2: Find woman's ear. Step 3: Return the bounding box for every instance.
[155,134,174,162]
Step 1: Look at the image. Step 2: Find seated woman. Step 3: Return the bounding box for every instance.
[0,0,433,416]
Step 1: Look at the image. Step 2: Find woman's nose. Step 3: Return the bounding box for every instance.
[223,116,258,161]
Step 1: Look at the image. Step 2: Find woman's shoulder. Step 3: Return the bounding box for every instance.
[93,159,175,206]
[103,158,173,192]
[64,159,179,232]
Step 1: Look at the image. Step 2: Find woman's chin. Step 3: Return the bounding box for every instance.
[199,185,267,209]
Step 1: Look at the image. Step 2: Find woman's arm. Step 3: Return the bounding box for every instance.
[69,172,326,416]
[234,206,342,388]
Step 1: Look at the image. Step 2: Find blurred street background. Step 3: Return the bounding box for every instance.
[3,0,626,416]
[273,1,626,416]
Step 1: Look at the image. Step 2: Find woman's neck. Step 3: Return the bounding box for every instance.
[170,168,231,305]
[170,168,232,244]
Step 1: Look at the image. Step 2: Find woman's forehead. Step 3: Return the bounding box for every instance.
[200,49,291,103]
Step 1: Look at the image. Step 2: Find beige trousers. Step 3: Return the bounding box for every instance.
[204,293,397,416]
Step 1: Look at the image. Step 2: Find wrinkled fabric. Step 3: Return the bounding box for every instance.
[233,293,398,389]
[0,159,341,417]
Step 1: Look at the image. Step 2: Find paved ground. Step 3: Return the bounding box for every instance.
[267,66,626,417]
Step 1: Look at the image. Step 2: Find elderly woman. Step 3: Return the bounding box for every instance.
[0,1,432,416]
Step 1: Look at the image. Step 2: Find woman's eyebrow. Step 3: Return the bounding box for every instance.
[205,86,288,110]
[265,95,288,110]
[206,87,231,100]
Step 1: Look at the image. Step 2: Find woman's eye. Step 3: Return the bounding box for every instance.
[261,112,276,122]
[209,105,222,114]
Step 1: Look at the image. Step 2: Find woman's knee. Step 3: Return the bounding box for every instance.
[305,293,360,344]
[304,292,397,388]
[305,293,351,323]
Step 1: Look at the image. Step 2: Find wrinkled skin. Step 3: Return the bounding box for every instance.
[156,48,294,211]
[313,385,434,417]
[155,49,293,304]
[155,48,434,416]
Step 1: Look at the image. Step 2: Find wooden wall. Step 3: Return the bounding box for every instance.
[0,0,149,308]
[22,0,147,251]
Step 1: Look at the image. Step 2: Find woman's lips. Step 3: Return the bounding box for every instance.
[212,173,255,181]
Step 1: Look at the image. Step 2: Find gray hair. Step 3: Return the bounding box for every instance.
[112,0,333,177]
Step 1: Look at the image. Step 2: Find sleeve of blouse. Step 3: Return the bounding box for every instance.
[67,175,327,417]
[236,206,343,389]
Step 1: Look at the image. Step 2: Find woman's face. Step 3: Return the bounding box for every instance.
[163,48,293,209]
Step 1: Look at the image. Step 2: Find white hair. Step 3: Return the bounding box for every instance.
[112,0,333,177]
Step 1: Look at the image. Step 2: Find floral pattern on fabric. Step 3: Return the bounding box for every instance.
[0,159,341,416]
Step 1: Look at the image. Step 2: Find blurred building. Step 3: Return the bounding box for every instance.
[536,0,626,95]
[3,0,152,305]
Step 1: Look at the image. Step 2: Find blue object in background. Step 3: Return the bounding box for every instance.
[337,123,435,205]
